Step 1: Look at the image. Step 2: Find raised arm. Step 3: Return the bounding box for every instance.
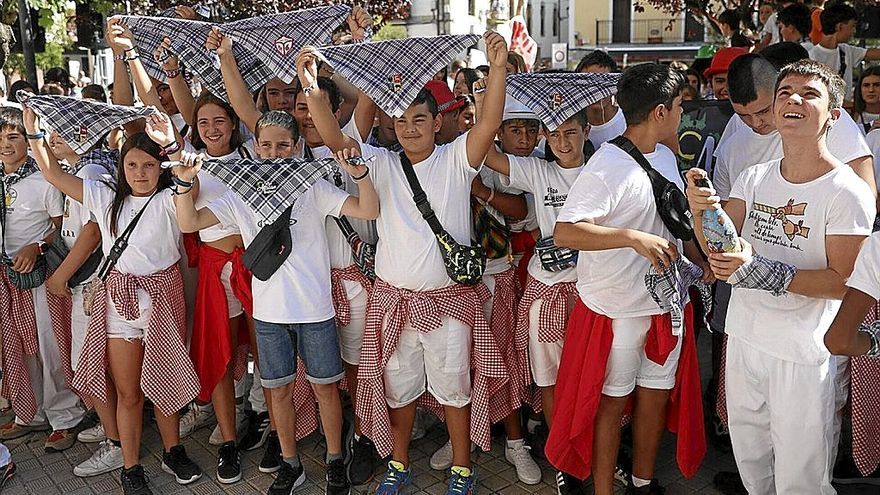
[352,89,377,142]
[472,176,527,220]
[22,105,83,202]
[155,36,196,126]
[107,17,163,111]
[466,31,507,168]
[206,27,263,133]
[171,152,221,232]
[297,48,360,154]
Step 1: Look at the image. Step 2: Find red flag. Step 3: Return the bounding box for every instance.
[509,15,537,71]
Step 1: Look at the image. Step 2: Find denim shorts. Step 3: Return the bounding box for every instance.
[254,317,345,388]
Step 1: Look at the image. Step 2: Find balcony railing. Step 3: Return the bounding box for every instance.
[596,18,699,44]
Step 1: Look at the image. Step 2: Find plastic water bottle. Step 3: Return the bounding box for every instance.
[695,177,741,253]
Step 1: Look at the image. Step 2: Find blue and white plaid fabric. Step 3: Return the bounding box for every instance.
[728,253,797,296]
[201,157,336,223]
[505,72,621,131]
[71,148,119,176]
[121,6,355,99]
[645,256,712,336]
[18,91,157,155]
[316,35,480,118]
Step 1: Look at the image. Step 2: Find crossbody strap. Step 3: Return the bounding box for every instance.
[608,135,655,175]
[398,151,445,235]
[98,190,160,280]
[838,47,847,80]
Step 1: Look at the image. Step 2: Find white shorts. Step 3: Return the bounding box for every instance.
[220,262,244,319]
[602,316,682,397]
[337,280,367,366]
[106,288,152,341]
[527,298,565,387]
[384,315,472,408]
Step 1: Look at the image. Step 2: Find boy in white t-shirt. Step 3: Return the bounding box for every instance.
[825,231,880,357]
[297,32,510,495]
[576,50,627,148]
[548,63,704,495]
[0,108,84,453]
[687,60,875,494]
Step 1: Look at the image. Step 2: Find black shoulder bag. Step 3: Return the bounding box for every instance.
[609,135,694,242]
[399,152,486,285]
[97,191,160,281]
[241,205,294,281]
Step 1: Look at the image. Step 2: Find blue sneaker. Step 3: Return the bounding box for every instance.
[447,466,477,494]
[376,460,413,494]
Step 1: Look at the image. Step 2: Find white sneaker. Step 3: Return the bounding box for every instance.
[429,440,476,471]
[179,403,215,438]
[77,423,106,443]
[73,439,124,477]
[505,441,542,485]
[208,403,247,445]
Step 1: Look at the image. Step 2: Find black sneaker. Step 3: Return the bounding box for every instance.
[240,410,271,451]
[528,422,549,459]
[268,460,306,495]
[341,418,355,465]
[626,479,666,494]
[712,472,747,495]
[217,441,242,484]
[121,464,153,495]
[614,448,633,485]
[556,471,586,495]
[161,444,202,485]
[260,430,282,473]
[326,458,350,495]
[348,435,380,485]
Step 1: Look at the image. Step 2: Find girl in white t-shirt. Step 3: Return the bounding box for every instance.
[24,107,204,494]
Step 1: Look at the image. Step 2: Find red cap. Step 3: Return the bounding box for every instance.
[703,47,749,79]
[424,80,465,114]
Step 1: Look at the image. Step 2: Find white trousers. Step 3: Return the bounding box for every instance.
[16,284,85,430]
[725,337,839,495]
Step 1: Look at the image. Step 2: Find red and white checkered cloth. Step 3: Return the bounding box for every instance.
[0,272,41,422]
[330,264,373,328]
[852,301,880,476]
[716,334,729,426]
[484,268,526,425]
[291,357,320,441]
[356,278,507,457]
[514,275,577,407]
[73,265,200,416]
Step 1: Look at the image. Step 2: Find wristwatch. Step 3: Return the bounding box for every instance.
[302,82,318,96]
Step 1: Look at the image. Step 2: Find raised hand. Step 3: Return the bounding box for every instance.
[347,6,372,42]
[334,148,370,180]
[205,26,233,57]
[154,37,179,71]
[21,104,38,134]
[144,112,175,148]
[106,17,134,53]
[173,151,204,183]
[296,47,319,89]
[484,31,508,68]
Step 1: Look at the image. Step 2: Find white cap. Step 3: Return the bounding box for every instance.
[503,96,539,122]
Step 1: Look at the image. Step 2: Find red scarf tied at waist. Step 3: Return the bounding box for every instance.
[545,300,706,480]
[190,245,252,402]
[485,268,527,425]
[73,265,200,416]
[356,278,507,458]
[330,263,373,328]
[0,269,75,423]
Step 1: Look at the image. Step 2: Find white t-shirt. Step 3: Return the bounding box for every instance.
[727,160,875,365]
[715,114,748,156]
[208,179,349,323]
[558,142,681,318]
[865,129,880,185]
[183,141,256,243]
[83,180,181,276]
[846,231,880,300]
[360,134,479,291]
[761,13,780,44]
[809,43,868,102]
[2,171,63,257]
[504,155,584,286]
[714,110,871,200]
[61,164,114,251]
[588,106,627,149]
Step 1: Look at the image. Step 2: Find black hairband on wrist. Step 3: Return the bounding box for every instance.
[159,141,181,156]
[352,166,370,181]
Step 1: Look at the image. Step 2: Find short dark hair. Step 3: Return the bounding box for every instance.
[730,32,754,48]
[457,68,485,93]
[8,80,34,103]
[728,54,779,105]
[0,107,25,134]
[256,110,300,143]
[576,49,618,72]
[411,88,439,117]
[295,76,342,113]
[507,52,526,73]
[820,2,857,34]
[81,84,107,103]
[777,3,812,38]
[760,41,810,70]
[775,59,845,110]
[719,9,741,31]
[617,63,688,125]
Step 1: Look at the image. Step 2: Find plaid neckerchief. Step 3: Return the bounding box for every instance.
[121,5,356,99]
[72,148,119,176]
[316,35,480,118]
[505,72,621,131]
[18,91,157,155]
[2,156,39,188]
[645,256,712,336]
[201,157,336,223]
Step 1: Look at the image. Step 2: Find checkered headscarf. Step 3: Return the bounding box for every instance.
[505,72,621,131]
[121,6,354,99]
[316,35,480,118]
[201,157,336,223]
[645,256,711,336]
[17,91,157,155]
[72,148,119,176]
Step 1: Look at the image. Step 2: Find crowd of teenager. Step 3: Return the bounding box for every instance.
[0,2,879,495]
